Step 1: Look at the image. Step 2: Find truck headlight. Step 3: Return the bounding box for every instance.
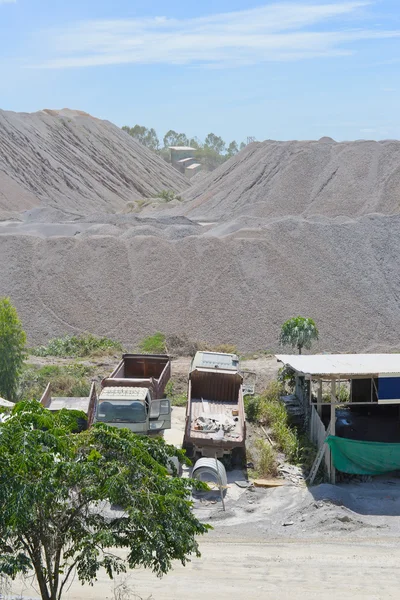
[149,421,164,430]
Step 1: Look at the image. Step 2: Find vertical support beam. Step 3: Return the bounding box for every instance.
[330,379,336,485]
[317,380,322,417]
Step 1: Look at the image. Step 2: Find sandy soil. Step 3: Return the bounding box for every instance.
[10,536,400,599]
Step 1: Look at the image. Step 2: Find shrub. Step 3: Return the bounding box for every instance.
[138,332,166,354]
[199,342,238,355]
[18,363,93,401]
[244,381,302,464]
[165,380,187,407]
[156,190,182,203]
[31,334,122,358]
[254,439,278,477]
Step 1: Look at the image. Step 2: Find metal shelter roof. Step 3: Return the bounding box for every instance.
[275,354,400,377]
[169,146,196,151]
[191,351,240,372]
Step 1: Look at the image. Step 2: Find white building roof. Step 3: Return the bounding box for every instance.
[186,163,201,170]
[275,354,400,377]
[169,146,196,151]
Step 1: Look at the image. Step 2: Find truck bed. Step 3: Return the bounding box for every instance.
[189,398,244,444]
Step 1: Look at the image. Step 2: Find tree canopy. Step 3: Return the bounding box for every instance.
[0,401,209,600]
[279,316,319,354]
[122,123,253,171]
[0,297,26,400]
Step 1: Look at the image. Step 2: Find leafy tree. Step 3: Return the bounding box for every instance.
[163,130,189,148]
[0,402,209,600]
[204,133,225,154]
[279,316,319,354]
[0,297,26,400]
[195,146,225,171]
[226,141,239,158]
[122,125,159,151]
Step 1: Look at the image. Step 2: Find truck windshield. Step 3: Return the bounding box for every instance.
[97,400,147,423]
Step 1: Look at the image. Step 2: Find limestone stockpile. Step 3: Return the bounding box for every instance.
[0,108,188,215]
[1,212,400,352]
[180,139,400,220]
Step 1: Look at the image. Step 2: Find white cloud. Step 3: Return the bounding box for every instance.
[32,1,400,69]
[0,0,16,4]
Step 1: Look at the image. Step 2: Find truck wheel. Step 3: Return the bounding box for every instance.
[231,447,245,468]
[182,443,194,459]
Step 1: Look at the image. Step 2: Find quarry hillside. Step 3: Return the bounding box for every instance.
[179,138,400,220]
[0,109,187,216]
[0,109,399,352]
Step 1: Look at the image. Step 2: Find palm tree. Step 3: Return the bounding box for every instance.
[279,316,319,354]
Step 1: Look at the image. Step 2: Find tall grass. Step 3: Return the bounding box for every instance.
[244,381,302,463]
[138,332,166,354]
[31,334,122,358]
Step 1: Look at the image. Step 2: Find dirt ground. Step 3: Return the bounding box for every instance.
[10,535,400,600]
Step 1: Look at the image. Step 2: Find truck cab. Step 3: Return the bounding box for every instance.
[95,386,171,434]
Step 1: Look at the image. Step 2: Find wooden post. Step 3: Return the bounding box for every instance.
[330,379,336,484]
[317,380,322,417]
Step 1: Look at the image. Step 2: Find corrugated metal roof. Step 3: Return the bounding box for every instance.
[99,386,148,401]
[276,354,400,377]
[177,157,196,163]
[186,163,201,170]
[191,351,240,372]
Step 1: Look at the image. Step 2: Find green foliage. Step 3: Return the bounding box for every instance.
[156,190,182,203]
[31,333,122,358]
[0,297,26,401]
[165,381,187,407]
[122,124,159,151]
[279,316,319,354]
[0,401,209,600]
[254,439,278,477]
[244,382,302,463]
[277,365,296,393]
[138,332,166,354]
[204,132,225,154]
[18,363,93,401]
[226,141,239,158]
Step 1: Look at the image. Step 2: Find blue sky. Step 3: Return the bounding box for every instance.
[0,1,399,143]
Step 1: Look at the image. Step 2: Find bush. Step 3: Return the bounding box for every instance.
[31,334,122,358]
[156,190,182,203]
[18,363,93,401]
[138,332,166,354]
[165,380,187,407]
[199,342,238,355]
[254,439,278,477]
[244,381,302,463]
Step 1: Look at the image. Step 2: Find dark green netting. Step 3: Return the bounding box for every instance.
[327,436,400,475]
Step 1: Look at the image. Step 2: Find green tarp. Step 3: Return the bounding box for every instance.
[326,436,400,475]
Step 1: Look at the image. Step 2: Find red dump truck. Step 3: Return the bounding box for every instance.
[183,351,246,461]
[41,354,172,435]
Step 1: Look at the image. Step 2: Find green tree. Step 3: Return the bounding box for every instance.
[122,125,159,151]
[279,316,319,354]
[226,141,239,158]
[0,401,209,600]
[0,298,26,400]
[163,130,189,148]
[240,141,246,150]
[204,133,225,154]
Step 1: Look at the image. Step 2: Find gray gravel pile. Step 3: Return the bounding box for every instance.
[1,212,400,351]
[0,109,188,215]
[180,139,400,220]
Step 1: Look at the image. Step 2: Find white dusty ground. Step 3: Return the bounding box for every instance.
[10,537,400,600]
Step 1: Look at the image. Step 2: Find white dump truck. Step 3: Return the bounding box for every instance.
[40,354,172,435]
[183,351,246,461]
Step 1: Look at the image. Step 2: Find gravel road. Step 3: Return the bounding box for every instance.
[10,537,400,600]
